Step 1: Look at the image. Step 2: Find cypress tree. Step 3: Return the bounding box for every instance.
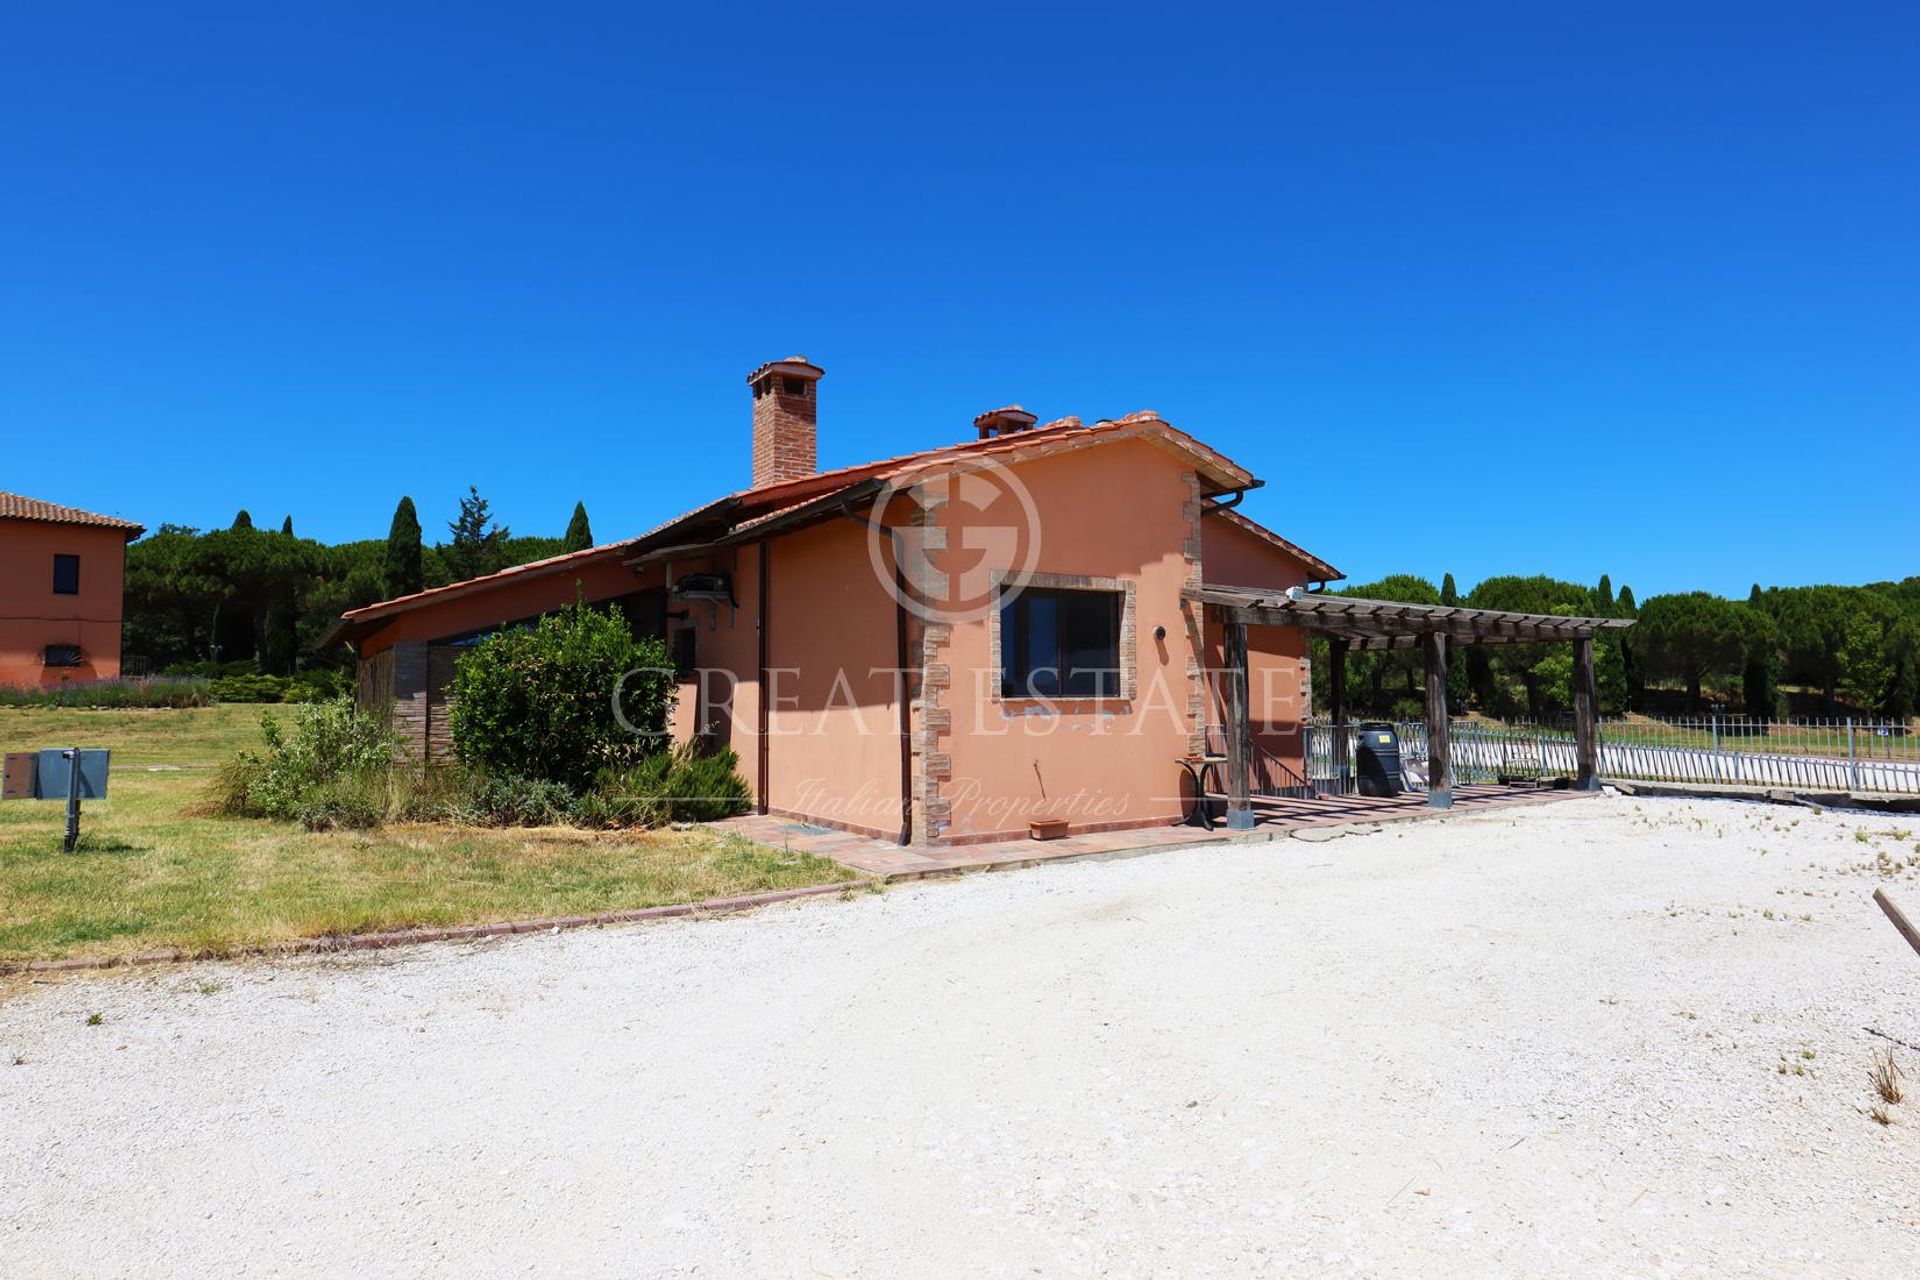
[1439,573,1468,709]
[1596,574,1614,613]
[1742,584,1777,719]
[563,501,593,553]
[385,497,424,599]
[1617,585,1641,709]
[281,515,294,536]
[232,509,253,531]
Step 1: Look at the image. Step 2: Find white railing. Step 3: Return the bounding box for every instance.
[1303,716,1920,795]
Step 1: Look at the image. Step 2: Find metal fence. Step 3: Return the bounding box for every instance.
[1304,716,1920,796]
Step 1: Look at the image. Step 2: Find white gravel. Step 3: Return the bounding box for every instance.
[4,796,1920,1278]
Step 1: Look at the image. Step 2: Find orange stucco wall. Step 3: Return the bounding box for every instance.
[930,441,1201,842]
[761,517,905,835]
[684,542,763,794]
[0,520,129,686]
[1200,516,1318,770]
[342,439,1328,846]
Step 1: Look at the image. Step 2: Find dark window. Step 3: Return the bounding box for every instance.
[671,625,697,676]
[1001,587,1122,698]
[44,644,83,667]
[52,554,79,595]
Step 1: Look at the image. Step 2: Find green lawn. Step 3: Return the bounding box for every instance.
[0,705,851,966]
[1,701,296,768]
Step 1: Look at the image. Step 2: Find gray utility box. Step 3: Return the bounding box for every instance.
[30,749,111,800]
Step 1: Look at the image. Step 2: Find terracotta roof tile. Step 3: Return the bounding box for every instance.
[0,492,144,538]
[329,413,1268,640]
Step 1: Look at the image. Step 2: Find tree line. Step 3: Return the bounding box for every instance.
[125,496,1918,724]
[125,490,596,678]
[1312,572,1920,722]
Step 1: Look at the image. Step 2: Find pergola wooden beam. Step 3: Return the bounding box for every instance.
[1423,632,1451,808]
[1196,584,1631,813]
[1573,635,1599,791]
[1185,584,1631,647]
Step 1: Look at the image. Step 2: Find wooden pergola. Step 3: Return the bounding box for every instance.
[1185,585,1635,825]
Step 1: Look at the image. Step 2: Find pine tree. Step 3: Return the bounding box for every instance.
[384,497,424,599]
[445,486,510,582]
[232,509,253,531]
[280,515,294,536]
[562,501,593,553]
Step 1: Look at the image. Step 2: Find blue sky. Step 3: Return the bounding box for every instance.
[3,3,1914,597]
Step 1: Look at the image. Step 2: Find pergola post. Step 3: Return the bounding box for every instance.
[1223,617,1255,830]
[1573,635,1599,791]
[1328,636,1350,795]
[1424,631,1452,808]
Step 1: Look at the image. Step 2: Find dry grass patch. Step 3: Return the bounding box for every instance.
[1869,1048,1905,1106]
[0,708,851,965]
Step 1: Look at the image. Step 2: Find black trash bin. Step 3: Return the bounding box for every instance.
[1354,722,1404,797]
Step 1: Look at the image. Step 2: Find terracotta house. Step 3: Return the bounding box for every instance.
[324,359,1341,845]
[0,493,145,687]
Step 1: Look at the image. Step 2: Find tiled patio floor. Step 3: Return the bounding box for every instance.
[717,785,1589,881]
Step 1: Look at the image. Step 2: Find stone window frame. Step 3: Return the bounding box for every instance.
[987,569,1138,705]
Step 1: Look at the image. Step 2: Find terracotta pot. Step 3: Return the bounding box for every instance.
[1029,818,1070,841]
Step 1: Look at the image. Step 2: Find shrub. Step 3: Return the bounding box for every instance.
[597,745,751,824]
[290,666,352,702]
[162,659,258,678]
[209,673,295,703]
[448,601,675,792]
[661,746,752,822]
[443,771,582,827]
[291,773,390,832]
[0,678,212,709]
[209,698,400,829]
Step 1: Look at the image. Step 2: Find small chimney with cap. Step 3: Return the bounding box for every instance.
[747,356,824,487]
[973,405,1038,441]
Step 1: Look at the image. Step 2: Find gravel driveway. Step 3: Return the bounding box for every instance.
[4,796,1918,1277]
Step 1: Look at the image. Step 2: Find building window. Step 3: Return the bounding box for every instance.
[52,554,80,595]
[671,624,697,676]
[44,644,83,668]
[1000,587,1122,698]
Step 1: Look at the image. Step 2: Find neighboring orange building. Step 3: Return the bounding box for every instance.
[0,493,145,687]
[324,358,1340,845]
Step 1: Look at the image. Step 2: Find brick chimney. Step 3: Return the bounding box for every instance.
[747,356,824,487]
[972,405,1037,440]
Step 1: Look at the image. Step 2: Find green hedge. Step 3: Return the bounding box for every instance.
[0,678,213,709]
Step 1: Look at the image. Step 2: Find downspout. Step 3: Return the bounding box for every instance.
[755,538,770,815]
[1199,480,1263,516]
[891,558,913,846]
